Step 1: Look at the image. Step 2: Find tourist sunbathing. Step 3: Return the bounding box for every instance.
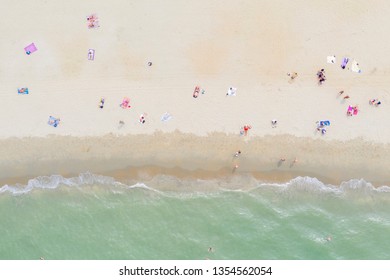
[193,86,200,98]
[99,98,105,109]
[347,105,353,116]
[139,113,147,124]
[271,119,277,128]
[375,100,381,106]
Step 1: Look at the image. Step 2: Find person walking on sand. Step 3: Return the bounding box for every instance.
[243,125,251,136]
[287,72,298,80]
[234,150,241,157]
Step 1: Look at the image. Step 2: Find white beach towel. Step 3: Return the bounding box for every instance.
[161,112,172,122]
[351,60,361,73]
[227,87,237,96]
[327,55,336,64]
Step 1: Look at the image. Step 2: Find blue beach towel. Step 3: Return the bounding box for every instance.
[18,88,29,94]
[319,120,331,126]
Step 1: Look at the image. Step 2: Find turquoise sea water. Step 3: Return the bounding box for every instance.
[0,173,389,260]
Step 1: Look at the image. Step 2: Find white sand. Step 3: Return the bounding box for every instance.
[1,0,390,185]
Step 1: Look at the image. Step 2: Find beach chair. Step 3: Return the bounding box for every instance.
[341,57,349,69]
[88,49,95,60]
[193,86,200,98]
[17,88,29,95]
[48,116,60,127]
[24,43,37,55]
[120,97,131,109]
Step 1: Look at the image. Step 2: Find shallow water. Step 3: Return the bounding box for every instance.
[0,173,389,260]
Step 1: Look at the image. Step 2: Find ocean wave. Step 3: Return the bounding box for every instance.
[0,172,389,196]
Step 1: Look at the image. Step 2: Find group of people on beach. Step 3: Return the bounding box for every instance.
[316,120,330,135]
[347,105,359,116]
[317,69,326,84]
[369,99,381,106]
[87,14,99,29]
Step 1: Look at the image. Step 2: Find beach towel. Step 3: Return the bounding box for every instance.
[88,49,95,60]
[24,43,37,55]
[161,112,172,122]
[120,97,131,109]
[227,87,237,96]
[327,55,336,64]
[353,107,359,115]
[18,88,29,95]
[351,60,361,73]
[319,120,331,126]
[48,116,60,127]
[341,57,349,69]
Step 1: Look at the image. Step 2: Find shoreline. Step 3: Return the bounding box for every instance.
[2,132,390,188]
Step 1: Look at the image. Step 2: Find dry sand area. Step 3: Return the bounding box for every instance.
[0,0,390,186]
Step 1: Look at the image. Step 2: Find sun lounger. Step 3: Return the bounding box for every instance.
[193,86,200,98]
[24,43,37,55]
[88,49,95,60]
[120,97,131,109]
[341,57,349,69]
[18,88,29,94]
[48,116,60,127]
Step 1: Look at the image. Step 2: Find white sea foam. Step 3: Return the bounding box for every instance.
[0,172,389,196]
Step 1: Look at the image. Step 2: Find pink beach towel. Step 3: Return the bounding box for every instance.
[24,43,37,55]
[120,97,131,109]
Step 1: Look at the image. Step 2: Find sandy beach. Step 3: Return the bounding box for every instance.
[1,0,390,187]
